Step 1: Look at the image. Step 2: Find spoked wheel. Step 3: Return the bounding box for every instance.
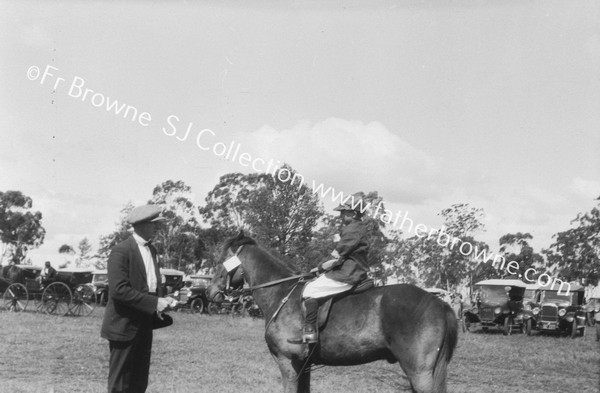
[190,298,204,314]
[503,316,513,336]
[69,285,97,317]
[42,282,72,316]
[3,283,28,312]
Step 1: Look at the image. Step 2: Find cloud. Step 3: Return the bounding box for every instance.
[238,118,442,204]
[569,177,600,201]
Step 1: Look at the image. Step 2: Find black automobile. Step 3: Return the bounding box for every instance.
[523,284,586,338]
[91,270,109,305]
[171,274,212,314]
[463,279,526,335]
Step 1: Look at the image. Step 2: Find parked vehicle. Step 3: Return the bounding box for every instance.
[171,275,212,314]
[1,265,96,316]
[463,279,526,335]
[524,283,586,338]
[160,268,186,296]
[91,270,108,306]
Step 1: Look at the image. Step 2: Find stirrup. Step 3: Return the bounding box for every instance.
[287,326,318,345]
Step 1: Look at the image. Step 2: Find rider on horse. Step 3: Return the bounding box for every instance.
[288,192,370,344]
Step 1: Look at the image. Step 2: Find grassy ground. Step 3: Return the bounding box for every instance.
[0,308,598,393]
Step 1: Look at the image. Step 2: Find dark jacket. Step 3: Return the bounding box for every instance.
[323,220,369,285]
[44,266,57,279]
[101,236,162,342]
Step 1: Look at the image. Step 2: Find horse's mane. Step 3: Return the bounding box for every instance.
[221,231,300,275]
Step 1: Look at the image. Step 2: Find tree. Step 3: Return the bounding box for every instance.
[409,203,487,290]
[97,202,134,262]
[199,172,265,236]
[199,165,324,272]
[149,180,203,273]
[498,232,544,277]
[544,197,600,283]
[0,190,46,264]
[58,244,76,269]
[76,238,93,268]
[244,165,323,269]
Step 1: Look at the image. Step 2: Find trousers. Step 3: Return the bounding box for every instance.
[108,328,153,393]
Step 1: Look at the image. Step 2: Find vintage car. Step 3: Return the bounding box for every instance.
[91,270,109,305]
[160,268,186,295]
[463,279,526,335]
[171,275,212,314]
[523,283,586,338]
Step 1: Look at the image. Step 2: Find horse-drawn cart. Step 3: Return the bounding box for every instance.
[0,265,96,316]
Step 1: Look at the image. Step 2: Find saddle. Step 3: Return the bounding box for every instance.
[311,278,375,330]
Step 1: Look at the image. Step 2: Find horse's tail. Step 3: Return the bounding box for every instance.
[431,302,458,393]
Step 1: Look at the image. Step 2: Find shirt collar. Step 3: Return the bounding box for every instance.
[133,232,151,247]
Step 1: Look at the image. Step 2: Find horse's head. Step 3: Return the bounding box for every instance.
[207,230,256,301]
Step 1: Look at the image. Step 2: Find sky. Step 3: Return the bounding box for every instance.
[1,0,599,266]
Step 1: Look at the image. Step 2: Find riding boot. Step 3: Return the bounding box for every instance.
[287,298,319,344]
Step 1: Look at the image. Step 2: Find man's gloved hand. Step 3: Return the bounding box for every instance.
[330,249,340,259]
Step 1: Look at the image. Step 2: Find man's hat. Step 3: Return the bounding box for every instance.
[127,205,167,225]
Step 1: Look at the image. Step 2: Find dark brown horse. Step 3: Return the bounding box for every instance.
[208,232,458,393]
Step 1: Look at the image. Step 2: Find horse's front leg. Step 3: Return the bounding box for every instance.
[274,355,311,393]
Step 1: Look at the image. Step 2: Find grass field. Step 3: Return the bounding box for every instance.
[0,308,598,393]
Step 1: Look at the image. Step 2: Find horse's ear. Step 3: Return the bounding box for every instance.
[237,229,245,239]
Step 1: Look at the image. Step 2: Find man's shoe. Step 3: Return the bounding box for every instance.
[287,326,318,344]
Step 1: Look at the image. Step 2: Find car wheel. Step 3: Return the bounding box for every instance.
[503,316,513,336]
[190,298,204,314]
[525,319,532,336]
[570,319,578,339]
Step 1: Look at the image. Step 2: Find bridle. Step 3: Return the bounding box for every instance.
[220,244,315,333]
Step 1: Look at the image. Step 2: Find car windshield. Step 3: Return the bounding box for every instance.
[94,274,108,282]
[477,286,507,302]
[543,291,573,305]
[524,289,537,302]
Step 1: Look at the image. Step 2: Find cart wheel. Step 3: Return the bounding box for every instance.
[503,316,513,336]
[525,319,532,336]
[190,298,204,314]
[69,285,97,317]
[42,282,72,316]
[3,283,28,312]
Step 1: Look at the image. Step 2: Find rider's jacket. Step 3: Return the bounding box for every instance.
[323,220,369,285]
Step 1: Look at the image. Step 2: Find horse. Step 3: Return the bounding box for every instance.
[207,232,458,393]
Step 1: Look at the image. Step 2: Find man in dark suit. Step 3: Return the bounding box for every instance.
[101,205,175,393]
[40,261,57,286]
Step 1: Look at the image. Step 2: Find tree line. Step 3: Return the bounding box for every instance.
[1,166,599,290]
